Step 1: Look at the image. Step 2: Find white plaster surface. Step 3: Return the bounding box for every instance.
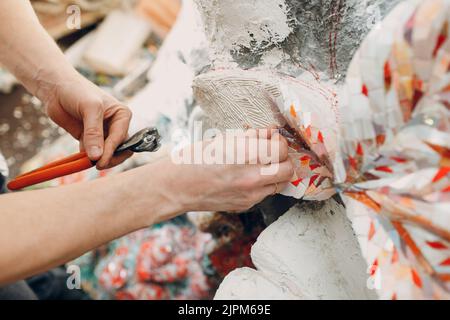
[214,267,300,300]
[215,199,377,300]
[194,0,402,79]
[194,0,292,67]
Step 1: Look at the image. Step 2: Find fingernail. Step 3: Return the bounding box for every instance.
[89,146,102,159]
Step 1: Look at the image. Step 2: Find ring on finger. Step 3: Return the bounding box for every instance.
[272,183,278,195]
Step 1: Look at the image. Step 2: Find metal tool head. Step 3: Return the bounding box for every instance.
[115,127,161,154]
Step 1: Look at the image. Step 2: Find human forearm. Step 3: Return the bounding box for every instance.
[0,1,134,167]
[0,160,181,284]
[0,0,78,101]
[0,133,294,284]
[0,0,136,168]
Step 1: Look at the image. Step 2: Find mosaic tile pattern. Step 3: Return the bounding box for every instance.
[282,0,450,299]
[331,0,450,299]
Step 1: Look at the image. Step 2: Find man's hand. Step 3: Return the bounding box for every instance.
[44,75,133,169]
[159,130,295,217]
[0,1,133,169]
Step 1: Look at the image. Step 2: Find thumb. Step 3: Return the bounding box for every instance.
[82,107,104,161]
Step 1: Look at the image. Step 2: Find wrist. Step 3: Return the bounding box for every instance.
[153,159,190,219]
[165,161,193,214]
[127,159,188,228]
[33,64,80,106]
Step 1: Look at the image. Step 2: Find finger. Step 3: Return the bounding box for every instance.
[252,182,289,202]
[244,133,288,165]
[244,126,278,139]
[236,159,293,189]
[97,150,133,170]
[97,108,132,168]
[244,128,258,138]
[267,132,289,163]
[258,125,278,139]
[81,105,104,161]
[258,159,295,185]
[269,182,289,195]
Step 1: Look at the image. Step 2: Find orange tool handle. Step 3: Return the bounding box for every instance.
[7,152,94,191]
